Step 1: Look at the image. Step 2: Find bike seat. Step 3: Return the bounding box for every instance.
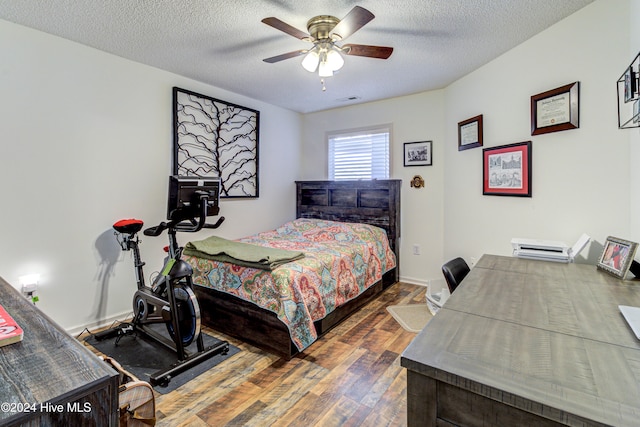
[113,218,144,234]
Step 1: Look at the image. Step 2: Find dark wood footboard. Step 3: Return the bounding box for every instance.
[196,179,401,359]
[195,286,297,358]
[195,268,397,359]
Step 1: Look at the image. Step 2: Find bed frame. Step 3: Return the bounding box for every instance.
[194,179,402,359]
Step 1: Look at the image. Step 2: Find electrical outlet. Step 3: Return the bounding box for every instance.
[413,244,421,255]
[22,283,37,294]
[470,257,477,266]
[19,274,40,305]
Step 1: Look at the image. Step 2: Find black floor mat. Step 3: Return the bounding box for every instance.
[85,324,240,393]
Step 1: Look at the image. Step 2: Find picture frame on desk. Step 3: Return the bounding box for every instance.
[597,236,638,279]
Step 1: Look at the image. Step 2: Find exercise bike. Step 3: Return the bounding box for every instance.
[96,176,228,387]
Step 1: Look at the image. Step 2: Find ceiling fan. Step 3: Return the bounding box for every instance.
[261,6,393,82]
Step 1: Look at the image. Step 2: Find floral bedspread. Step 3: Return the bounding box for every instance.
[184,218,396,351]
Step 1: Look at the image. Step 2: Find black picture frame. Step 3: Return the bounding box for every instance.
[531,82,579,136]
[403,141,432,166]
[482,141,532,197]
[173,87,259,198]
[458,114,483,151]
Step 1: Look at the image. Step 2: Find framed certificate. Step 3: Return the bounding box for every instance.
[458,114,483,151]
[531,82,579,135]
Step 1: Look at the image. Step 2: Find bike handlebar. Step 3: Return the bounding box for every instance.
[143,193,225,237]
[143,215,225,237]
[203,216,226,229]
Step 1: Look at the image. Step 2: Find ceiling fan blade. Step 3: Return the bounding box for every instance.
[263,50,307,63]
[330,6,375,40]
[261,17,311,40]
[342,44,393,59]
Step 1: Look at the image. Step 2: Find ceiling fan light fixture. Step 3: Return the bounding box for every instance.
[262,6,393,89]
[326,48,344,71]
[318,60,333,77]
[301,50,320,72]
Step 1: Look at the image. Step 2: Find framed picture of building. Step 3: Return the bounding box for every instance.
[482,141,531,197]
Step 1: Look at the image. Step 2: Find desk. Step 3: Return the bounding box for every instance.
[0,277,118,426]
[401,255,640,427]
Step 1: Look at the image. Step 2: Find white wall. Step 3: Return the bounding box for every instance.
[444,0,631,264]
[0,19,302,333]
[1,0,634,332]
[301,91,446,285]
[301,0,633,283]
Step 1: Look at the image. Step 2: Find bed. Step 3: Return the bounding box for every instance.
[186,180,401,359]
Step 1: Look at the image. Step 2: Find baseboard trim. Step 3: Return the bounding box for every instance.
[67,277,436,336]
[66,310,132,337]
[398,276,428,287]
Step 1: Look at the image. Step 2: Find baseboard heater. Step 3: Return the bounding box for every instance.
[511,233,590,263]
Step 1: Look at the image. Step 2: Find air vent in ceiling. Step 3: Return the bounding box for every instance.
[336,96,361,102]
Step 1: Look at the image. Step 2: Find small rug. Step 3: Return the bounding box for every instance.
[84,326,240,393]
[387,304,433,333]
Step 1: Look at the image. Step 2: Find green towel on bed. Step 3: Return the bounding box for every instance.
[183,235,305,270]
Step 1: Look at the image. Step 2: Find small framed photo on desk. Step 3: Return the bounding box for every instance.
[597,236,638,279]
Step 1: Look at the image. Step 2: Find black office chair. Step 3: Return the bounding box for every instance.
[442,257,470,293]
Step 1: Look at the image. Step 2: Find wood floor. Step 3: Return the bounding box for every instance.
[89,282,427,427]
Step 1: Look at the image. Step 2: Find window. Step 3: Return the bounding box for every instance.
[328,126,390,180]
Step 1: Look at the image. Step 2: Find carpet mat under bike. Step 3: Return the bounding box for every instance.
[84,324,240,393]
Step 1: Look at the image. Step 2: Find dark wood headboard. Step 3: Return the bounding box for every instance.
[295,180,401,278]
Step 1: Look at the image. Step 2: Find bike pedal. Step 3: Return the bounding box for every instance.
[120,325,134,334]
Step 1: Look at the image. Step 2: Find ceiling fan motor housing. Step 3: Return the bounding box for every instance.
[307,15,341,41]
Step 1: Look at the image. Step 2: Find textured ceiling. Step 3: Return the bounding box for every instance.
[0,0,594,113]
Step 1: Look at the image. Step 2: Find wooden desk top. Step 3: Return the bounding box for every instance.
[402,255,640,427]
[0,276,117,425]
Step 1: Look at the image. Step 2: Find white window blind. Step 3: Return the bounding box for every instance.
[328,126,390,180]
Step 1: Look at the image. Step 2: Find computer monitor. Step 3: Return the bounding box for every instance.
[167,175,221,220]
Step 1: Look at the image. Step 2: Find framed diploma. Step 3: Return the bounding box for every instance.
[458,114,483,151]
[531,82,579,135]
[482,141,531,197]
